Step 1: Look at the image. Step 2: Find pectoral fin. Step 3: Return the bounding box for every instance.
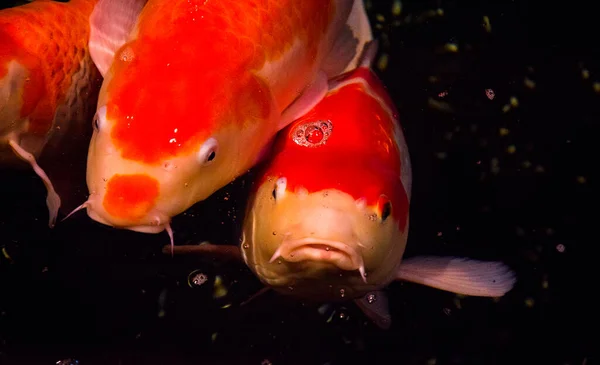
[354,290,391,330]
[278,70,329,131]
[89,0,148,76]
[396,256,517,297]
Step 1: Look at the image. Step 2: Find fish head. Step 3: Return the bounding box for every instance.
[84,46,275,233]
[242,166,409,302]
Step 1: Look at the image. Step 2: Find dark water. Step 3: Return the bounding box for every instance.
[0,1,594,364]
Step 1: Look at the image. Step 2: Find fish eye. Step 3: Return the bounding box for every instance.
[198,138,219,166]
[272,177,287,202]
[378,195,392,222]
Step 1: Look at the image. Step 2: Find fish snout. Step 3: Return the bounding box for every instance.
[270,238,367,283]
[84,173,170,233]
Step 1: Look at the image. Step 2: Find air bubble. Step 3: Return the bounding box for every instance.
[367,293,376,304]
[291,120,333,147]
[243,243,250,249]
[339,288,345,298]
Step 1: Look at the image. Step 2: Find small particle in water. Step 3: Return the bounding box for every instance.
[443,308,451,315]
[506,145,516,154]
[392,0,402,16]
[438,90,448,98]
[213,275,228,298]
[277,260,282,264]
[427,358,437,365]
[368,213,377,221]
[376,13,385,22]
[435,152,447,160]
[56,359,79,365]
[453,297,462,309]
[534,165,545,173]
[556,244,565,253]
[377,53,389,71]
[243,243,249,249]
[510,96,519,107]
[261,360,272,365]
[339,311,347,319]
[367,293,377,304]
[220,303,232,309]
[593,82,600,93]
[499,127,510,136]
[522,160,532,169]
[542,279,549,289]
[288,286,294,291]
[502,104,511,113]
[524,77,536,89]
[524,297,535,308]
[485,88,495,100]
[211,332,218,342]
[339,288,346,298]
[581,68,590,79]
[482,15,491,32]
[491,158,500,174]
[576,176,587,184]
[437,232,442,237]
[444,43,458,52]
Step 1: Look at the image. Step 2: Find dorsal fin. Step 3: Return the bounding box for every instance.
[88,0,147,76]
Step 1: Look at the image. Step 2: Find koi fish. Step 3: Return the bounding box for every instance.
[69,0,373,244]
[165,41,516,329]
[0,0,101,227]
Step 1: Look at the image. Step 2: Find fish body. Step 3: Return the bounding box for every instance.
[240,41,412,301]
[81,0,373,238]
[0,0,101,227]
[165,42,516,329]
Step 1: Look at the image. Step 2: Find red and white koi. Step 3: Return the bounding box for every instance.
[168,41,516,329]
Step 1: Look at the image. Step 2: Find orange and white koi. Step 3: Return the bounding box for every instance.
[69,0,373,245]
[168,41,516,329]
[0,0,101,227]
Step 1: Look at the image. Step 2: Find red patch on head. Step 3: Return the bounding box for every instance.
[103,174,159,222]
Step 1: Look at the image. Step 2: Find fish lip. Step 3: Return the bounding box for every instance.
[269,238,367,283]
[86,206,167,234]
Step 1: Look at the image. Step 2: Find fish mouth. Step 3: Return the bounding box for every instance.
[269,238,367,283]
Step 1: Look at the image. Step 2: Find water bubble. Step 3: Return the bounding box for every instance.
[188,271,208,287]
[242,243,250,249]
[291,120,333,147]
[367,293,376,304]
[277,260,282,264]
[339,288,345,298]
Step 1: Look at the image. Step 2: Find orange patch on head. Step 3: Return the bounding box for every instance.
[103,174,159,222]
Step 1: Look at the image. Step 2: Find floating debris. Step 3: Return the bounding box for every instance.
[377,53,389,71]
[506,145,516,154]
[188,270,209,288]
[485,88,495,100]
[211,332,218,343]
[510,96,519,107]
[524,298,535,308]
[444,43,458,52]
[556,244,565,253]
[482,15,491,32]
[56,359,79,365]
[428,98,454,113]
[581,68,590,80]
[391,0,402,16]
[524,77,536,89]
[213,275,228,298]
[435,152,448,160]
[593,82,600,93]
[499,127,510,136]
